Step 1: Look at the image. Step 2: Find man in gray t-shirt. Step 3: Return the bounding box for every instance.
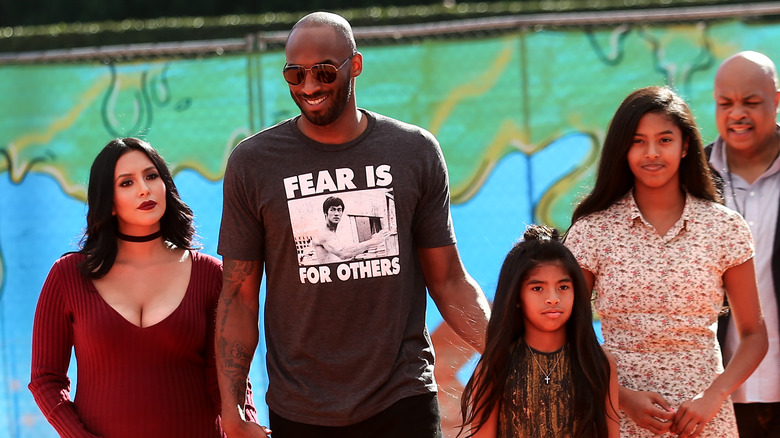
[214,11,490,438]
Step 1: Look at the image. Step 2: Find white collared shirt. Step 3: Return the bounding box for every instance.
[711,132,780,403]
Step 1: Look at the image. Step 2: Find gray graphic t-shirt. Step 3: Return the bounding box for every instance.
[218,110,456,426]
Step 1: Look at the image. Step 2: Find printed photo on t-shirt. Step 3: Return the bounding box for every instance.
[289,188,399,267]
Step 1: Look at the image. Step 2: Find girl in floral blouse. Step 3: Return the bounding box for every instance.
[459,225,619,438]
[565,86,768,437]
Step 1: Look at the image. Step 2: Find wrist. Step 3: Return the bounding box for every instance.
[701,385,729,402]
[220,416,246,435]
[221,403,247,423]
[617,386,635,398]
[617,386,636,409]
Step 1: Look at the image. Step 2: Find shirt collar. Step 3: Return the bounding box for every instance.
[710,135,729,176]
[710,124,780,181]
[624,190,693,238]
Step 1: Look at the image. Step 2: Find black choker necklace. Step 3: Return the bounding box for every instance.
[117,230,162,242]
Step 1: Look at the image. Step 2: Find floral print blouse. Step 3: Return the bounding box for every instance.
[565,192,753,437]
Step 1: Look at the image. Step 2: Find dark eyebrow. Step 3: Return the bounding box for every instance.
[286,58,338,67]
[634,130,674,137]
[115,165,157,182]
[525,276,572,284]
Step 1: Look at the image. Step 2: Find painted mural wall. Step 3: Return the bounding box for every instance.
[1,17,778,437]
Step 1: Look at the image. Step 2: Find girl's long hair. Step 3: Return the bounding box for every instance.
[77,137,196,278]
[571,86,719,225]
[459,225,612,438]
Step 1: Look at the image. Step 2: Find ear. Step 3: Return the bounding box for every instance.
[350,51,363,78]
[774,89,780,114]
[682,138,689,158]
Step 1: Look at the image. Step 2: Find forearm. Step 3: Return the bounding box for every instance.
[215,295,259,421]
[215,258,262,424]
[713,260,769,401]
[419,245,490,353]
[30,370,99,437]
[436,276,490,354]
[30,271,99,437]
[706,328,768,401]
[46,403,101,438]
[29,380,100,438]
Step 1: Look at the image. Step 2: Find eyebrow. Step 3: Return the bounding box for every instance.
[717,93,761,100]
[286,58,338,67]
[115,165,157,182]
[635,130,675,136]
[525,277,573,284]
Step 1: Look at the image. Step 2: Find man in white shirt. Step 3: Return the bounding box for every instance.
[708,50,780,436]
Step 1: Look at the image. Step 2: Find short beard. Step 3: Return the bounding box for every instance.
[293,78,353,127]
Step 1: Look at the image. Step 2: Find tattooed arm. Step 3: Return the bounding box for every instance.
[215,258,272,437]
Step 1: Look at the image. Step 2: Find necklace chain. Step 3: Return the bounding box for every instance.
[725,169,746,219]
[527,343,564,385]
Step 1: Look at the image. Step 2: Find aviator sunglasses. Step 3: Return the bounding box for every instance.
[282,53,356,85]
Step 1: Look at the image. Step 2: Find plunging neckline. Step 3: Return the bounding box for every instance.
[87,251,195,329]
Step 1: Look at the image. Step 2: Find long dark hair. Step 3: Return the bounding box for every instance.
[571,86,719,224]
[77,137,195,278]
[459,225,612,438]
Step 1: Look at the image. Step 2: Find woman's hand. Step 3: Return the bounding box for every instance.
[222,415,272,437]
[670,390,723,437]
[620,387,675,435]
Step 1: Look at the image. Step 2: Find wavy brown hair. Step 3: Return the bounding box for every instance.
[77,137,195,278]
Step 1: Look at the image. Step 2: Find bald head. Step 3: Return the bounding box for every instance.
[714,51,780,153]
[288,12,357,54]
[716,51,779,90]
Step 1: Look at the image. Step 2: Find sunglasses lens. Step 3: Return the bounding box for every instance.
[312,65,338,84]
[283,63,342,85]
[283,67,305,85]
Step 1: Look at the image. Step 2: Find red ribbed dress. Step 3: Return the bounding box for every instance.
[29,251,228,438]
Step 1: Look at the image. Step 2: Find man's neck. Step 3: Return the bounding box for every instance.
[726,131,780,184]
[298,108,366,145]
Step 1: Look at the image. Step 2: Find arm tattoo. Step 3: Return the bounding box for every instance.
[217,337,253,404]
[218,259,256,328]
[217,259,258,404]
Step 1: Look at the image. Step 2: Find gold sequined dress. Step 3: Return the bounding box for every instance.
[499,340,574,438]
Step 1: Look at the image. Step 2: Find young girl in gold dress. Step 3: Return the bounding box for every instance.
[459,225,619,438]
